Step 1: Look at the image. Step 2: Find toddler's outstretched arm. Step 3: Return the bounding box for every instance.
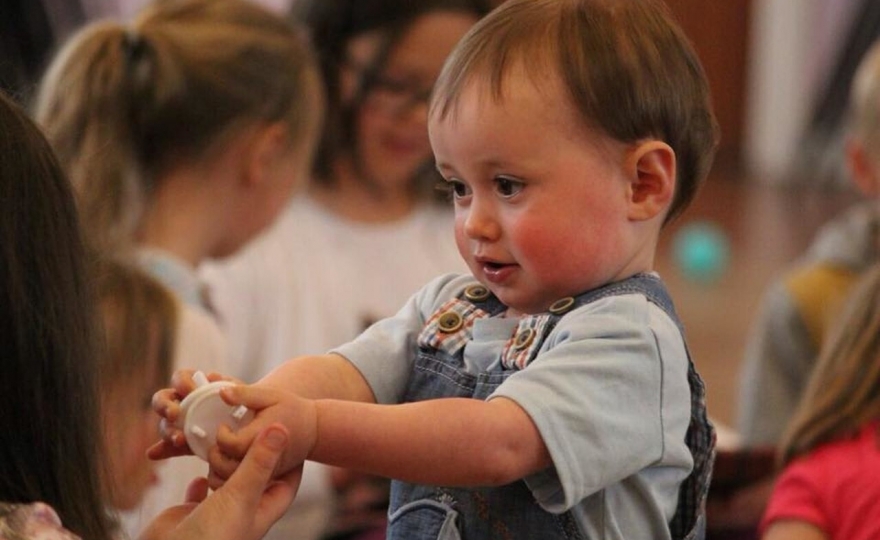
[212,384,552,489]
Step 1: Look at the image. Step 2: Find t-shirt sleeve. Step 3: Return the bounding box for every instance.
[333,273,469,404]
[759,457,828,535]
[490,294,692,513]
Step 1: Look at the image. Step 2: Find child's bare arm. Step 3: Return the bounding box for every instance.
[214,390,552,487]
[258,353,376,403]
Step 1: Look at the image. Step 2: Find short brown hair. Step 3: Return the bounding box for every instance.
[431,0,719,222]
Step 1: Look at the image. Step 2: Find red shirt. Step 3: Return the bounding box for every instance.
[760,421,880,539]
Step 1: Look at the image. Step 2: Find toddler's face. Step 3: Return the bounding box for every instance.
[430,74,642,314]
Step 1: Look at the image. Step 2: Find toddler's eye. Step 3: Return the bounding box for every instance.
[446,178,471,199]
[495,176,523,198]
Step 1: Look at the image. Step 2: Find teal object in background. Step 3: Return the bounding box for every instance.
[672,221,730,283]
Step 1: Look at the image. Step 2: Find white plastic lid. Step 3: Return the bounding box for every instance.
[176,375,254,461]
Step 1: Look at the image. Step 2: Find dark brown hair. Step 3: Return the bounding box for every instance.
[0,89,113,540]
[294,0,492,189]
[432,0,719,223]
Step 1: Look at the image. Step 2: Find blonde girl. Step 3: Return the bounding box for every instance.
[35,0,322,270]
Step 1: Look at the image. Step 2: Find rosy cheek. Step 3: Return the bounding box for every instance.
[506,223,544,260]
[453,218,469,252]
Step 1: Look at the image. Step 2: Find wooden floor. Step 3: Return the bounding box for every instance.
[654,168,860,434]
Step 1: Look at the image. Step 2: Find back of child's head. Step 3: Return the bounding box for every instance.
[294,0,492,184]
[847,40,880,158]
[94,256,177,398]
[778,263,880,466]
[92,256,177,510]
[34,0,321,253]
[431,0,719,222]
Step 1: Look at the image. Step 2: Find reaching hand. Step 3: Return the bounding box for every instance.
[139,423,300,540]
[206,384,318,491]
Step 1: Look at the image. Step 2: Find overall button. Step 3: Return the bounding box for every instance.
[437,311,464,333]
[464,284,490,302]
[548,297,575,315]
[513,328,536,350]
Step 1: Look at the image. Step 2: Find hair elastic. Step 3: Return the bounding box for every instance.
[123,29,148,65]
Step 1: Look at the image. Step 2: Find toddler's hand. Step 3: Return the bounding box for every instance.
[148,369,242,460]
[204,384,317,490]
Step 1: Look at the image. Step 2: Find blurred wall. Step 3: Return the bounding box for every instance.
[665,0,752,174]
[744,0,863,183]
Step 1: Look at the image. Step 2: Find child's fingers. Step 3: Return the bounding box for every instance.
[147,415,192,461]
[218,384,282,410]
[170,368,199,394]
[158,417,187,447]
[146,439,193,461]
[215,384,286,458]
[207,438,243,484]
[152,388,182,421]
[216,422,254,459]
[207,468,229,492]
[184,477,209,504]
[205,371,245,385]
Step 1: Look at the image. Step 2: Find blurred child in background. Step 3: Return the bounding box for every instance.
[759,264,880,540]
[32,0,324,537]
[718,38,880,535]
[94,257,177,518]
[738,39,880,450]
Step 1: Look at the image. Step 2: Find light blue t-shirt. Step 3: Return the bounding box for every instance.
[334,273,695,539]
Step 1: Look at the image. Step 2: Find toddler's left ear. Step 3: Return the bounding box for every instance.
[626,140,676,222]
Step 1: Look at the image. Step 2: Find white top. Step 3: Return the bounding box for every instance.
[201,193,467,381]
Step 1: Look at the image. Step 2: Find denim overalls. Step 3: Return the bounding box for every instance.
[386,273,715,540]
